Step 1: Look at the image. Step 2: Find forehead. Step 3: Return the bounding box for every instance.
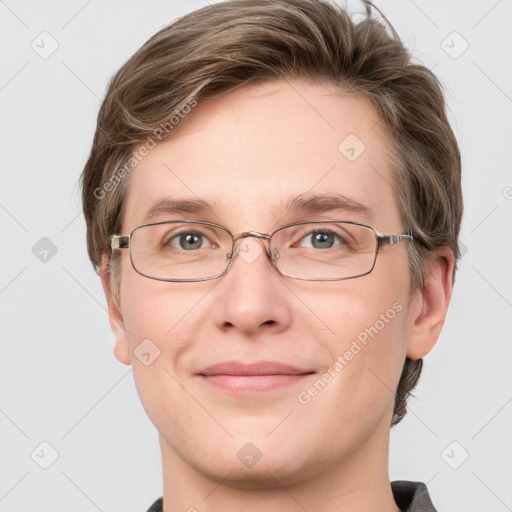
[122,79,401,232]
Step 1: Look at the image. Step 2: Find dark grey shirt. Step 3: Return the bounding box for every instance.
[146,480,437,511]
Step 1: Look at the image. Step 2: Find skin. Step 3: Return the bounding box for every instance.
[100,79,453,511]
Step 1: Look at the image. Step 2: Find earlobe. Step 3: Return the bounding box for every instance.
[406,248,454,360]
[99,256,131,366]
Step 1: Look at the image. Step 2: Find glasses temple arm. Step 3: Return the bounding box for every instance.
[378,234,414,247]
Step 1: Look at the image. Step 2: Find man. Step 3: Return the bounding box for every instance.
[81,0,462,510]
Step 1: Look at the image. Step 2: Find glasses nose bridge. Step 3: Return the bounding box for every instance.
[231,230,276,260]
[233,231,271,243]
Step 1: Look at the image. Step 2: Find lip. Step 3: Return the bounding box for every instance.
[196,361,314,393]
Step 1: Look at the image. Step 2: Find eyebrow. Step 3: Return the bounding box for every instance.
[143,197,224,224]
[142,193,373,225]
[280,192,372,221]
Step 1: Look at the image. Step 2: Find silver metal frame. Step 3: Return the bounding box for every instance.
[109,219,414,282]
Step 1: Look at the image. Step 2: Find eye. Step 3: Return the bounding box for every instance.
[297,229,344,249]
[164,230,216,251]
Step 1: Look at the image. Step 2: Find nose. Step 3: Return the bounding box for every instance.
[212,234,291,336]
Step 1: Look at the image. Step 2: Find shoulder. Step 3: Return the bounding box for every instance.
[146,483,437,512]
[391,480,437,512]
[145,497,163,512]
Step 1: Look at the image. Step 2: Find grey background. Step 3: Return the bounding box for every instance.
[1,0,511,510]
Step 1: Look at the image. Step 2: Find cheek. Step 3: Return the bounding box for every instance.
[121,268,213,350]
[298,299,407,452]
[119,278,196,432]
[307,274,408,411]
[324,295,406,386]
[119,271,218,403]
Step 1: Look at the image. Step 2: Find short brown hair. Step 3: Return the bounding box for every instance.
[81,0,462,426]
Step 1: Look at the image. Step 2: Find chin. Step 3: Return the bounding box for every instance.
[192,449,311,490]
[185,428,318,486]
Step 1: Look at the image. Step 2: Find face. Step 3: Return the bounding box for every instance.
[104,79,433,487]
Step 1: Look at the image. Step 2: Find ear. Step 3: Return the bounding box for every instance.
[99,256,131,365]
[406,247,454,360]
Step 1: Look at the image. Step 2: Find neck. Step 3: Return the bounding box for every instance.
[159,419,401,512]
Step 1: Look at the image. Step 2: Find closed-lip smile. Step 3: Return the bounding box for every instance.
[196,361,314,393]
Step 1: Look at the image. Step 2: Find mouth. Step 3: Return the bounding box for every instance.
[196,361,315,393]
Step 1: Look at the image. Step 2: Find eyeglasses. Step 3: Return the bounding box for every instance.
[109,219,413,282]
